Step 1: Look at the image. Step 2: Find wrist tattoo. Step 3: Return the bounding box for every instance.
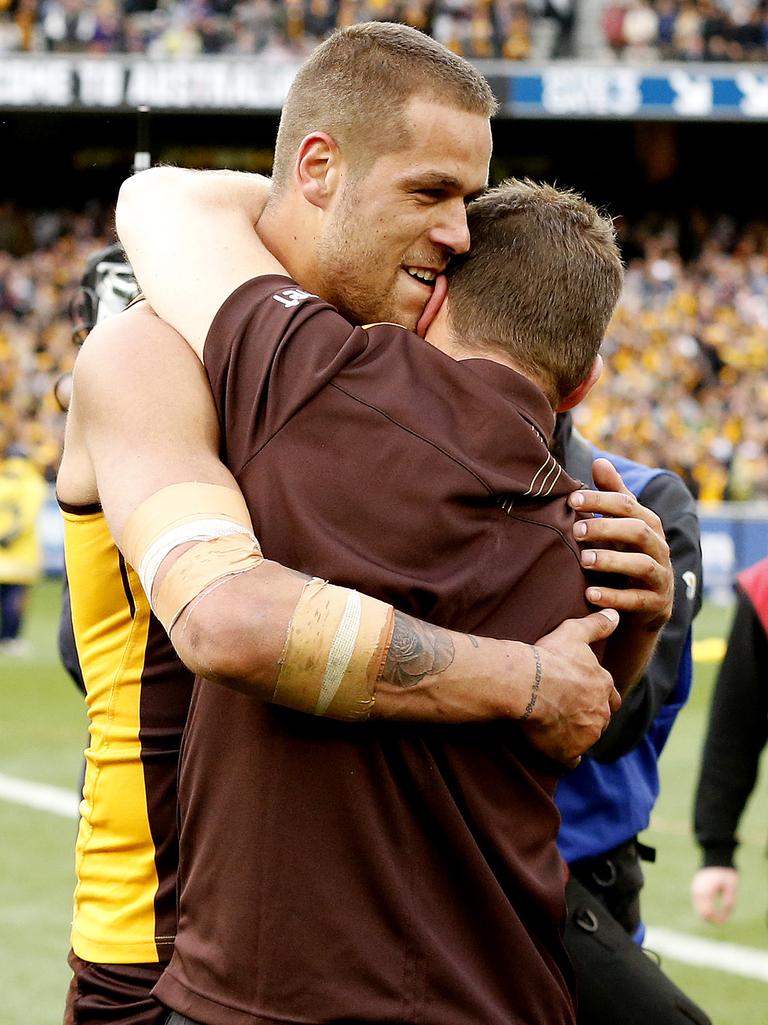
[380,612,455,688]
[519,646,542,721]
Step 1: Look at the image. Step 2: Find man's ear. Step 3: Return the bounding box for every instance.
[556,355,603,412]
[294,132,343,209]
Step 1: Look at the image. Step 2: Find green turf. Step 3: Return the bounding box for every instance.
[1,581,766,1025]
[640,599,768,1024]
[0,580,86,1025]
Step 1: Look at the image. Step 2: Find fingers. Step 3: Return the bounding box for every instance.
[562,755,582,771]
[535,608,620,647]
[569,607,621,645]
[571,490,664,538]
[584,583,668,616]
[522,720,591,768]
[590,457,632,495]
[570,461,665,539]
[580,548,666,586]
[691,867,738,924]
[573,513,667,557]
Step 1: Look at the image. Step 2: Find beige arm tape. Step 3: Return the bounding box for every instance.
[156,533,264,633]
[272,578,395,721]
[122,483,253,571]
[121,483,260,632]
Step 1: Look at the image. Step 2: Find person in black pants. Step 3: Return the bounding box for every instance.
[555,412,711,1025]
[692,556,768,925]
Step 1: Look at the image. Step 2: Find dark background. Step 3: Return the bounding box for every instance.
[2,110,764,237]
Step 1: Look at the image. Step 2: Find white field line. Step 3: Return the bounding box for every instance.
[0,772,79,818]
[645,927,768,983]
[1,772,767,984]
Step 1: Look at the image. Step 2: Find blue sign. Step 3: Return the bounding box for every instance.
[506,65,768,121]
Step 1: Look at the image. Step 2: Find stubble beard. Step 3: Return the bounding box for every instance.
[313,191,411,329]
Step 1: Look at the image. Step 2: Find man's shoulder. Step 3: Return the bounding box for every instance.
[73,303,214,442]
[76,302,201,381]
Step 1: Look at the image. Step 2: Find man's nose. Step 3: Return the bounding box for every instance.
[429,201,471,255]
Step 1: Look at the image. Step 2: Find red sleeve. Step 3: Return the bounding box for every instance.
[202,275,371,474]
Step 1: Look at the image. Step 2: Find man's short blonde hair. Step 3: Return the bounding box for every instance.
[272,22,498,190]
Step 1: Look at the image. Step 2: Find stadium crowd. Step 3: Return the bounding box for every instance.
[0,204,111,481]
[601,0,768,63]
[0,0,555,61]
[1,202,767,500]
[2,0,768,60]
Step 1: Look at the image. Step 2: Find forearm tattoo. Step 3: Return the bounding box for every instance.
[380,612,455,688]
[519,646,542,721]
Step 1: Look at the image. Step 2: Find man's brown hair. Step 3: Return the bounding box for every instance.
[271,22,498,190]
[445,179,624,405]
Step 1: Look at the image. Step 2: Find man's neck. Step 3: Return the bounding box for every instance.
[258,194,321,291]
[425,320,554,409]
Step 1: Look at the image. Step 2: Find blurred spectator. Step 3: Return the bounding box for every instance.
[575,213,768,502]
[0,431,47,655]
[42,0,97,51]
[0,205,111,481]
[3,0,768,58]
[601,0,628,55]
[2,203,768,500]
[600,0,768,61]
[691,556,768,925]
[0,0,582,58]
[622,0,659,58]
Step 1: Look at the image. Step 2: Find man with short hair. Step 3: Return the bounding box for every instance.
[61,27,634,1025]
[118,166,672,1025]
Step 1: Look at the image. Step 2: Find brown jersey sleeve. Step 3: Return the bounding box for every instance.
[202,274,375,475]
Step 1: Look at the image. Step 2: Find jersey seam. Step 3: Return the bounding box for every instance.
[233,381,512,495]
[500,510,585,571]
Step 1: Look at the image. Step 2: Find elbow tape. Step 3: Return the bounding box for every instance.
[121,482,261,631]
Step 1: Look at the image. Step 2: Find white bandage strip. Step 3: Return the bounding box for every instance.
[315,589,362,715]
[137,519,256,608]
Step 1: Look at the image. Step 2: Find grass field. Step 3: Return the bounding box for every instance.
[1,581,766,1025]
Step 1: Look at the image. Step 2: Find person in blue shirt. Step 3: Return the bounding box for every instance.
[553,412,711,1025]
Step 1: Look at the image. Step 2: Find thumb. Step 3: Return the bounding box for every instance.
[581,607,620,643]
[592,458,631,496]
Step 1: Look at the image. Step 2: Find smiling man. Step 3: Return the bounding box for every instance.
[60,23,651,1025]
[118,119,672,1025]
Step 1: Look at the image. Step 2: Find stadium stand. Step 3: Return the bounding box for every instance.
[0,204,110,479]
[600,0,768,61]
[1,202,767,496]
[0,0,575,61]
[574,213,768,501]
[1,0,767,60]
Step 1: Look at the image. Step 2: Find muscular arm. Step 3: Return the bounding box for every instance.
[64,305,619,762]
[116,168,276,357]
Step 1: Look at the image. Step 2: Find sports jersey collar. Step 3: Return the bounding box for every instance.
[459,358,556,443]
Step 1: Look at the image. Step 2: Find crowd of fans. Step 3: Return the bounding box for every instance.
[574,213,768,501]
[0,204,110,481]
[0,0,563,62]
[601,0,768,63]
[1,203,767,500]
[3,0,768,60]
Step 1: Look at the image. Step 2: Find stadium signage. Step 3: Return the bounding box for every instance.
[0,56,303,112]
[504,64,768,120]
[3,56,768,119]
